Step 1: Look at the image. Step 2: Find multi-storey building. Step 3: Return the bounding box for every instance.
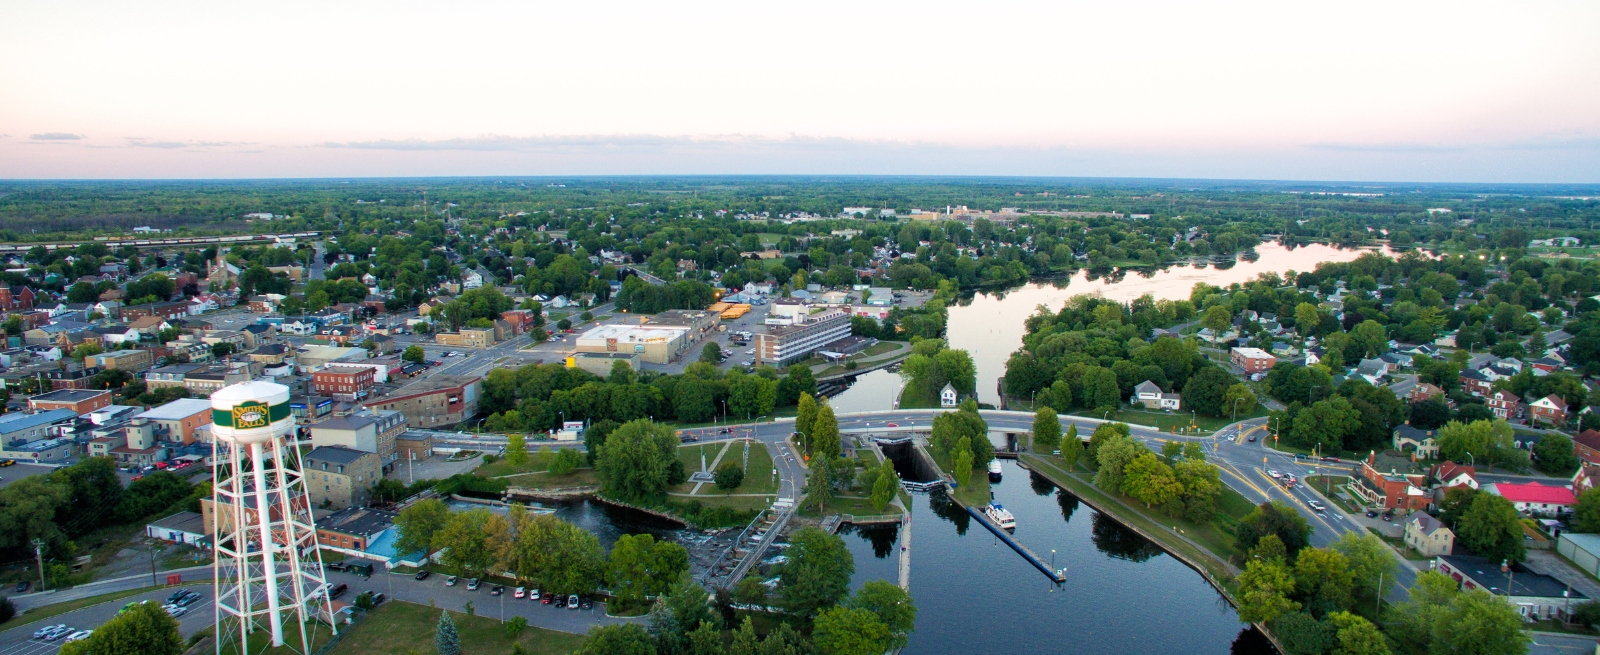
[756,309,852,366]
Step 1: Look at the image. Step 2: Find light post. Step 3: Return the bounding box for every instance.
[1232,397,1244,422]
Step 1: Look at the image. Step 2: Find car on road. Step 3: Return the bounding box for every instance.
[1321,456,1340,462]
[1268,470,1282,479]
[490,585,504,596]
[886,423,898,428]
[1308,500,1326,512]
[329,583,348,599]
[1365,510,1378,518]
[1248,435,1257,442]
[445,575,458,586]
[466,578,480,591]
[415,570,431,581]
[514,586,526,598]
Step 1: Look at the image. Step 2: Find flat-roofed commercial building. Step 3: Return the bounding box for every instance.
[1231,347,1278,373]
[135,397,214,445]
[312,409,406,471]
[29,388,114,414]
[85,349,154,373]
[574,324,690,365]
[756,309,852,366]
[363,375,481,428]
[304,446,380,509]
[0,408,78,447]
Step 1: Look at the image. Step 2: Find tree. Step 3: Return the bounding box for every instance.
[1408,397,1451,430]
[846,580,917,649]
[952,437,974,487]
[513,514,606,594]
[1060,423,1083,468]
[1121,452,1183,509]
[1534,433,1581,475]
[1093,436,1142,491]
[810,403,841,460]
[1399,571,1530,655]
[650,573,718,652]
[434,508,496,576]
[575,624,656,655]
[58,600,182,655]
[506,432,528,466]
[1223,384,1258,418]
[1437,419,1523,469]
[435,610,461,655]
[403,345,426,364]
[805,458,835,514]
[1292,546,1355,616]
[813,606,893,655]
[1201,304,1231,334]
[777,527,854,619]
[1031,407,1061,452]
[795,393,819,452]
[1182,367,1236,417]
[1236,558,1301,623]
[609,533,689,609]
[1237,501,1313,557]
[1348,320,1388,359]
[714,461,744,490]
[550,448,583,475]
[699,342,723,364]
[869,459,899,513]
[1458,493,1526,564]
[1575,488,1600,532]
[1330,532,1396,610]
[1290,397,1361,452]
[1328,611,1390,655]
[594,419,679,503]
[394,498,450,557]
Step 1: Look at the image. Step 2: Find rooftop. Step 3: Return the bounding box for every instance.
[136,398,214,420]
[313,414,379,432]
[1486,481,1576,505]
[0,408,80,433]
[1439,554,1586,599]
[318,507,397,538]
[147,510,207,535]
[30,388,112,404]
[306,445,373,467]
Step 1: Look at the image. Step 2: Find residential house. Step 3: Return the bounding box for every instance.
[1132,380,1181,410]
[1393,424,1440,459]
[1572,463,1600,494]
[1404,512,1455,557]
[940,383,958,407]
[1429,461,1478,489]
[1406,382,1445,403]
[1459,369,1493,396]
[1527,394,1569,427]
[1487,389,1523,421]
[127,315,172,336]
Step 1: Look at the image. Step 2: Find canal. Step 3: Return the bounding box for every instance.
[815,242,1403,653]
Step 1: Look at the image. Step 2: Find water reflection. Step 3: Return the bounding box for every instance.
[927,489,972,535]
[948,241,1402,404]
[1029,470,1056,496]
[1057,487,1080,525]
[1091,511,1165,563]
[837,523,900,559]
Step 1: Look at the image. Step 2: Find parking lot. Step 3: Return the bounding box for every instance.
[0,586,216,655]
[0,463,57,490]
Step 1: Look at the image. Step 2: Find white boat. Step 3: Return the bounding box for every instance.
[987,460,1003,481]
[984,502,1016,530]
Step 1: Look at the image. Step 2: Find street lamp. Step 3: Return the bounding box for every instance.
[1232,397,1244,422]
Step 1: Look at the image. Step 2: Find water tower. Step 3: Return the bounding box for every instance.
[210,381,337,655]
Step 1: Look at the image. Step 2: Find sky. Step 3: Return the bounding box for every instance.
[3,0,1599,182]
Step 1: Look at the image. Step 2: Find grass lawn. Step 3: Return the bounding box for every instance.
[720,441,775,495]
[683,494,777,513]
[502,468,599,489]
[329,600,585,655]
[799,496,901,518]
[897,393,939,410]
[1101,406,1269,434]
[860,342,904,357]
[475,456,554,478]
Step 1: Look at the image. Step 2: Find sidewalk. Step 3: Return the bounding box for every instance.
[9,564,213,612]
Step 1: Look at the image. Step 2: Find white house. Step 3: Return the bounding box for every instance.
[940,383,959,408]
[1132,380,1181,410]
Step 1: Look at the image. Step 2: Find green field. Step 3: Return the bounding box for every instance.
[502,468,599,489]
[329,601,583,655]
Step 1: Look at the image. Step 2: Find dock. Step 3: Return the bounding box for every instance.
[965,505,1065,583]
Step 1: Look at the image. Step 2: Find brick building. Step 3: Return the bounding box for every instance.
[313,367,376,400]
[363,375,481,428]
[1230,347,1277,373]
[1351,451,1430,511]
[304,446,381,510]
[28,388,114,414]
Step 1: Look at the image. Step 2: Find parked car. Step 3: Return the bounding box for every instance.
[166,589,188,604]
[415,571,431,581]
[329,583,348,599]
[529,588,540,602]
[541,592,554,604]
[327,561,348,572]
[554,595,566,608]
[466,578,480,591]
[63,630,92,643]
[580,596,593,610]
[175,591,203,606]
[365,591,386,606]
[490,585,504,596]
[44,626,76,641]
[33,625,67,640]
[567,594,579,609]
[164,605,189,618]
[444,575,458,586]
[514,587,527,598]
[16,580,29,592]
[1365,510,1378,518]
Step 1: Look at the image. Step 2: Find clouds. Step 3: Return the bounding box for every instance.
[30,132,83,141]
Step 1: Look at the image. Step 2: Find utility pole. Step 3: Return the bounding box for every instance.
[32,538,46,592]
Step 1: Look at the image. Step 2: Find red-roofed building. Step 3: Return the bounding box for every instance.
[1429,461,1478,490]
[1485,482,1575,517]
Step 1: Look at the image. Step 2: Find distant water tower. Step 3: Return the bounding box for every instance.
[210,381,337,655]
